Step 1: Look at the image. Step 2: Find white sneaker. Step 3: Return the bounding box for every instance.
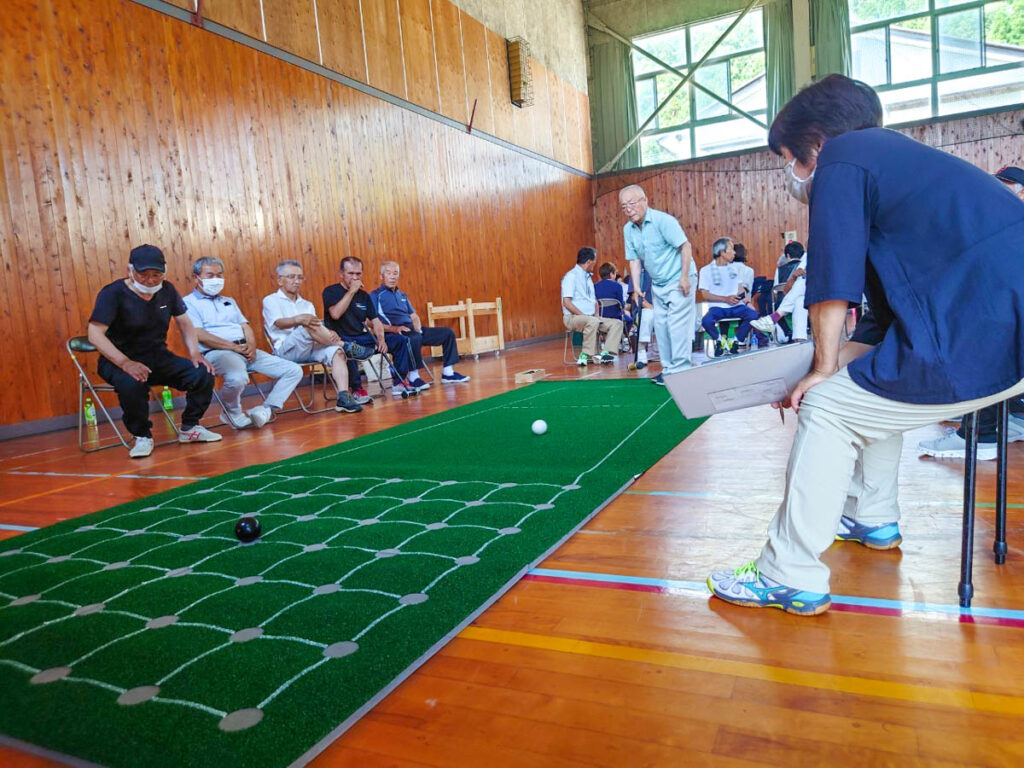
[129,436,154,459]
[246,405,272,429]
[917,428,996,461]
[751,315,776,334]
[178,424,223,443]
[219,410,253,429]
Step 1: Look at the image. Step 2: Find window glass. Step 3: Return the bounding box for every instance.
[849,0,928,26]
[938,8,983,73]
[641,131,692,165]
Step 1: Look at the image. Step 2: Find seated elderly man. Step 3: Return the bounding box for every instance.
[262,260,369,414]
[87,244,221,459]
[322,256,416,400]
[370,260,470,392]
[562,247,623,365]
[184,257,302,428]
[752,241,809,342]
[697,237,760,356]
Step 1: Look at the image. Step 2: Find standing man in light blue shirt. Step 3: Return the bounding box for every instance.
[620,184,697,384]
[184,257,302,428]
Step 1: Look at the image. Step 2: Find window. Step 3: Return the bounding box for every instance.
[849,0,1024,124]
[632,9,768,166]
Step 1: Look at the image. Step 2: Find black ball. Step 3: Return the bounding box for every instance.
[235,516,261,543]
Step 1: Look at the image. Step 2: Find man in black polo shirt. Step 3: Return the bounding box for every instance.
[322,256,415,400]
[87,244,221,458]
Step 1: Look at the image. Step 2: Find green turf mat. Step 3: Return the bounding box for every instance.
[0,380,702,767]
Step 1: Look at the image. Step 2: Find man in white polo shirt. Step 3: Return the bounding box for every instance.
[698,237,761,356]
[561,247,623,365]
[184,257,302,428]
[620,184,697,385]
[262,260,370,414]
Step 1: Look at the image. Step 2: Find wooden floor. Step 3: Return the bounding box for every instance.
[3,338,1024,767]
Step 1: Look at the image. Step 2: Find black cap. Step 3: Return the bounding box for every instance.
[129,244,166,273]
[995,166,1024,186]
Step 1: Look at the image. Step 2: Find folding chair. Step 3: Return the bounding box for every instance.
[563,329,583,364]
[262,330,338,414]
[65,336,180,453]
[958,400,1012,607]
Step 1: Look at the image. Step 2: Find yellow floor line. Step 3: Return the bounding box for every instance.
[460,626,1024,716]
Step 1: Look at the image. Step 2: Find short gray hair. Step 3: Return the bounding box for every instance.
[192,256,224,276]
[276,260,302,276]
[711,237,733,258]
[380,260,400,275]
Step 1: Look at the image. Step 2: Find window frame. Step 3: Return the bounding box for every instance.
[849,0,1024,123]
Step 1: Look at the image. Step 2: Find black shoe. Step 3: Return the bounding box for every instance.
[651,373,665,386]
[713,339,725,357]
[335,391,363,413]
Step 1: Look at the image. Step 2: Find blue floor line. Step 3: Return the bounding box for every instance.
[624,490,1021,508]
[0,524,38,532]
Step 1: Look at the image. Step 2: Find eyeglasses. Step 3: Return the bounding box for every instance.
[280,274,305,281]
[620,198,645,211]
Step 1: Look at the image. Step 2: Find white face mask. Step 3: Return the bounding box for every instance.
[132,278,162,295]
[200,277,225,296]
[785,160,815,205]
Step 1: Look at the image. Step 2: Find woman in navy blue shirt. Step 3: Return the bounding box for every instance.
[707,75,1024,616]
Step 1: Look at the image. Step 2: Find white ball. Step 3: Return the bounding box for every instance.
[531,419,548,436]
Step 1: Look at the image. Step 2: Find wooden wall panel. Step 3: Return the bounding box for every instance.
[485,28,515,145]
[529,60,553,159]
[548,67,568,166]
[579,91,593,174]
[459,11,494,136]
[562,78,581,171]
[0,0,595,427]
[399,0,439,112]
[262,0,321,64]
[594,107,1024,282]
[362,0,406,99]
[202,0,265,40]
[430,0,467,124]
[163,0,194,10]
[317,0,368,83]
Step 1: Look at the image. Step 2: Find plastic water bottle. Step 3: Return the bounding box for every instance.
[161,386,174,411]
[83,397,97,427]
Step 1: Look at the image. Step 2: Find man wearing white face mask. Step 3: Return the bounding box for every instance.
[183,257,302,428]
[706,75,1024,616]
[87,244,222,458]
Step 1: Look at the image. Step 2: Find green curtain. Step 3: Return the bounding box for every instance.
[764,0,796,120]
[811,0,851,78]
[588,29,640,171]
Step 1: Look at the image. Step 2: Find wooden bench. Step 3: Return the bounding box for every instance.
[425,297,505,359]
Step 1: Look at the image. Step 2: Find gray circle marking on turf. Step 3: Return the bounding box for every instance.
[498,527,521,535]
[187,509,208,515]
[358,518,379,526]
[314,584,341,595]
[403,497,420,504]
[46,555,71,564]
[125,529,147,537]
[347,493,365,500]
[292,492,310,498]
[375,548,401,558]
[425,522,447,531]
[146,615,179,629]
[31,667,72,684]
[229,627,263,643]
[439,480,457,486]
[0,549,22,557]
[323,641,359,658]
[399,593,429,605]
[386,478,402,483]
[219,708,264,732]
[465,501,485,507]
[178,534,201,542]
[562,484,581,491]
[74,603,105,616]
[455,556,480,566]
[296,514,318,522]
[75,525,96,532]
[334,477,350,482]
[165,567,193,578]
[118,685,160,705]
[303,543,327,553]
[235,576,263,587]
[11,594,41,606]
[535,503,555,510]
[103,561,131,571]
[499,482,517,488]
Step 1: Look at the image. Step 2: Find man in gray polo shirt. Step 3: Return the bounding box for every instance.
[184,257,303,428]
[620,184,698,385]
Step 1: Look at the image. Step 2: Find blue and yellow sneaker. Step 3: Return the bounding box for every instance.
[835,515,902,550]
[707,562,831,616]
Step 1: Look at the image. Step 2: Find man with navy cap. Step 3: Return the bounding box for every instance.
[87,244,221,458]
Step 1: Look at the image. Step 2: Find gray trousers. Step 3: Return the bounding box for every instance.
[205,349,302,412]
[651,282,696,374]
[756,368,1024,593]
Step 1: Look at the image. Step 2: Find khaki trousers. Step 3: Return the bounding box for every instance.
[756,368,1024,593]
[563,314,623,357]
